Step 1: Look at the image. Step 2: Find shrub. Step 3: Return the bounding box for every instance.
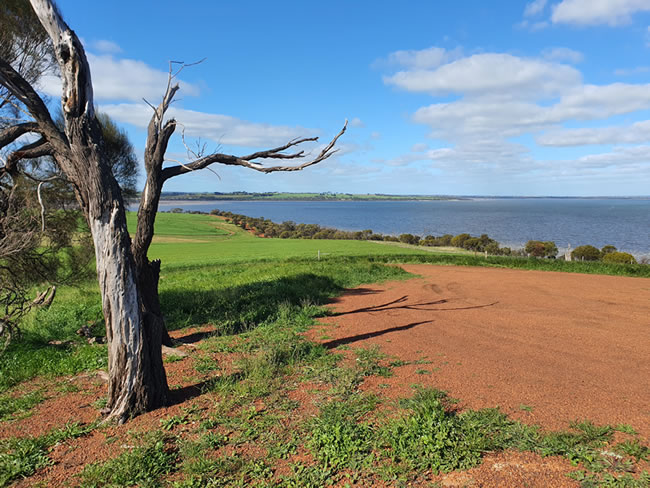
[602,252,637,264]
[601,245,617,256]
[450,233,471,248]
[525,240,557,258]
[399,234,419,245]
[572,245,601,261]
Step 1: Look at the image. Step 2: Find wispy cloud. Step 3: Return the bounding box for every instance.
[91,40,122,54]
[375,47,463,70]
[101,103,316,148]
[39,53,200,102]
[379,45,650,187]
[542,46,584,63]
[551,0,650,26]
[524,0,548,17]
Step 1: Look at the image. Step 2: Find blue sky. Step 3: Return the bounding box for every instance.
[43,0,650,196]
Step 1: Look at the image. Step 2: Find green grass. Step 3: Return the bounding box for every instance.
[78,432,176,488]
[0,390,44,422]
[126,212,427,269]
[2,211,650,487]
[0,422,93,487]
[126,211,230,238]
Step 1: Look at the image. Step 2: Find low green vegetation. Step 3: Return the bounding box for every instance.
[1,211,649,487]
[0,422,93,486]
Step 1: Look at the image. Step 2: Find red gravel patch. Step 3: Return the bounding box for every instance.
[313,265,650,438]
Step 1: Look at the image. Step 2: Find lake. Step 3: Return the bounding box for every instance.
[144,198,650,258]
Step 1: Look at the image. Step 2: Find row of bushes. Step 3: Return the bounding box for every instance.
[524,240,638,263]
[205,209,641,264]
[211,210,516,256]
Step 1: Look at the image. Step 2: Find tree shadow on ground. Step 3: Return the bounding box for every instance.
[322,319,437,349]
[322,297,498,348]
[161,272,341,336]
[167,372,245,406]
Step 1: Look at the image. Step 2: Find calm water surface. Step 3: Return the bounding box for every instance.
[149,199,650,257]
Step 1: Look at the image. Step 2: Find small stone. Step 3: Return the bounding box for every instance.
[162,345,188,357]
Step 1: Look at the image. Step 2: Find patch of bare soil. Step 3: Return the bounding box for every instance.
[5,267,649,487]
[313,264,650,437]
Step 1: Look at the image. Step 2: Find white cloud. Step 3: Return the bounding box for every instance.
[542,47,584,63]
[92,40,122,54]
[385,53,582,99]
[378,47,463,70]
[373,153,428,167]
[101,103,316,148]
[411,143,429,152]
[551,0,650,26]
[349,117,365,128]
[380,45,650,187]
[537,120,650,146]
[39,53,200,102]
[525,0,548,17]
[614,65,650,75]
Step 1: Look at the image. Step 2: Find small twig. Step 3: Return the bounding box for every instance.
[37,180,45,231]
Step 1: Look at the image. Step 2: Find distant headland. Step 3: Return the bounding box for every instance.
[157,192,648,202]
[157,192,463,201]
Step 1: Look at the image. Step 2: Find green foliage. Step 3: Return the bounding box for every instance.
[0,422,92,487]
[380,389,511,473]
[96,112,139,200]
[308,396,378,469]
[525,240,558,258]
[572,245,602,261]
[399,233,420,245]
[450,233,471,248]
[615,439,649,462]
[0,390,43,421]
[601,245,618,256]
[79,434,177,488]
[602,252,637,264]
[0,285,107,393]
[568,470,650,487]
[355,345,392,377]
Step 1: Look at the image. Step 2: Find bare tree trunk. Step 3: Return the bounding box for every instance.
[2,0,345,424]
[26,0,169,422]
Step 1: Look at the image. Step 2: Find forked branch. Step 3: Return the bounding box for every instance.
[161,120,347,181]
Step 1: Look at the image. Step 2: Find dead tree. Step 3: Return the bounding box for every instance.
[0,0,346,423]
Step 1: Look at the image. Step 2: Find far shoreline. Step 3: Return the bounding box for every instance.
[155,192,650,202]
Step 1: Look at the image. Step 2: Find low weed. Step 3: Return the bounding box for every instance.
[78,432,177,488]
[355,345,392,377]
[0,422,93,487]
[308,395,379,470]
[615,439,650,462]
[0,390,44,421]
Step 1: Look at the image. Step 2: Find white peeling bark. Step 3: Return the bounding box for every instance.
[90,205,142,422]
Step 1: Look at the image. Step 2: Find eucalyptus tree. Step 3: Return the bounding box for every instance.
[0,0,346,423]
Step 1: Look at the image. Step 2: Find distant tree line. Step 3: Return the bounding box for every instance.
[204,209,643,264]
[209,210,519,255]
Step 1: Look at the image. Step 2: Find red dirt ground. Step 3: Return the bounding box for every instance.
[313,264,650,439]
[4,265,649,487]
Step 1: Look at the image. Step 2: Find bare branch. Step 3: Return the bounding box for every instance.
[3,137,52,175]
[161,120,347,182]
[0,58,58,136]
[37,180,45,231]
[240,137,318,161]
[0,122,41,149]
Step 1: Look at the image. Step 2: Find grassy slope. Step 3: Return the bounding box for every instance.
[126,212,428,268]
[2,212,649,487]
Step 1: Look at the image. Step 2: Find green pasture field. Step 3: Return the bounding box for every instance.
[126,212,429,268]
